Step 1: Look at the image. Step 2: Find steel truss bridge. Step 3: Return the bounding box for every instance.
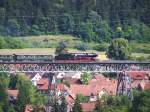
[0,61,150,100]
[0,61,150,73]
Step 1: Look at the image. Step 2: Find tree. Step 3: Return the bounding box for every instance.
[16,74,46,112]
[76,21,95,42]
[130,90,150,112]
[0,73,9,112]
[0,0,149,42]
[72,95,82,112]
[6,19,21,36]
[80,72,92,85]
[0,73,10,88]
[4,38,25,49]
[55,41,68,55]
[52,99,60,112]
[94,95,130,112]
[9,75,18,89]
[114,26,124,39]
[29,25,41,35]
[60,95,67,112]
[94,97,103,112]
[0,82,8,111]
[76,94,89,103]
[106,38,131,60]
[17,76,34,112]
[0,37,6,48]
[58,13,74,34]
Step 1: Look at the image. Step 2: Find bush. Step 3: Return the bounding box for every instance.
[131,43,150,53]
[106,38,131,60]
[29,25,41,35]
[102,72,117,79]
[63,80,70,88]
[6,19,21,36]
[130,55,150,61]
[74,43,90,51]
[77,94,90,103]
[0,37,7,48]
[93,43,109,51]
[80,72,92,85]
[4,38,26,49]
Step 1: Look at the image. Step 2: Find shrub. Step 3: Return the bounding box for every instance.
[63,80,70,88]
[93,43,109,51]
[106,38,131,60]
[75,43,90,51]
[77,94,90,103]
[0,37,7,48]
[131,43,150,53]
[4,38,25,49]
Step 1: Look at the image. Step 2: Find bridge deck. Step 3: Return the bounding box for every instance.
[0,61,149,73]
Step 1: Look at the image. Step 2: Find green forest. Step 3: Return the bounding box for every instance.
[0,0,150,42]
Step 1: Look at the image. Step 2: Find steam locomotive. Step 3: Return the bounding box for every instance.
[0,53,98,62]
[55,53,98,62]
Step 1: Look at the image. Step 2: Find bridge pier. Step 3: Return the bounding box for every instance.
[116,71,133,99]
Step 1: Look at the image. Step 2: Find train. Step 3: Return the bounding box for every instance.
[0,53,98,62]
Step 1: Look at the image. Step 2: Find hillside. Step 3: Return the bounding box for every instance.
[0,0,150,43]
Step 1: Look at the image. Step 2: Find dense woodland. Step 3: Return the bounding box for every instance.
[0,0,150,42]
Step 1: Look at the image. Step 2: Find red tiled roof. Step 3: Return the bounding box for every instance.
[81,102,96,112]
[24,105,45,112]
[70,85,91,96]
[37,78,66,91]
[66,95,75,105]
[7,89,19,97]
[24,105,33,112]
[50,83,66,91]
[57,83,65,91]
[63,77,82,84]
[131,80,142,88]
[128,71,147,80]
[70,75,117,97]
[144,82,150,90]
[139,82,150,90]
[37,78,49,90]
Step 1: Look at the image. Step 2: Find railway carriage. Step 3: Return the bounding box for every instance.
[15,55,53,62]
[0,55,13,62]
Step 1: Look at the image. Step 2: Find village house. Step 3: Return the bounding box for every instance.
[37,77,68,96]
[63,75,118,112]
[138,81,150,91]
[128,71,149,88]
[69,75,117,101]
[57,72,82,79]
[6,89,19,102]
[24,105,33,112]
[81,102,96,112]
[37,78,49,94]
[27,73,42,86]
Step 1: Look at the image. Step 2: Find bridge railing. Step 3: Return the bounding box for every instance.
[0,62,149,73]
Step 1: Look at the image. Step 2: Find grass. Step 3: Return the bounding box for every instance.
[20,35,100,49]
[0,35,149,60]
[0,48,105,55]
[0,48,149,61]
[130,42,150,53]
[132,53,150,58]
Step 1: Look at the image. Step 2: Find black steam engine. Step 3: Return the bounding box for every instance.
[55,53,98,62]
